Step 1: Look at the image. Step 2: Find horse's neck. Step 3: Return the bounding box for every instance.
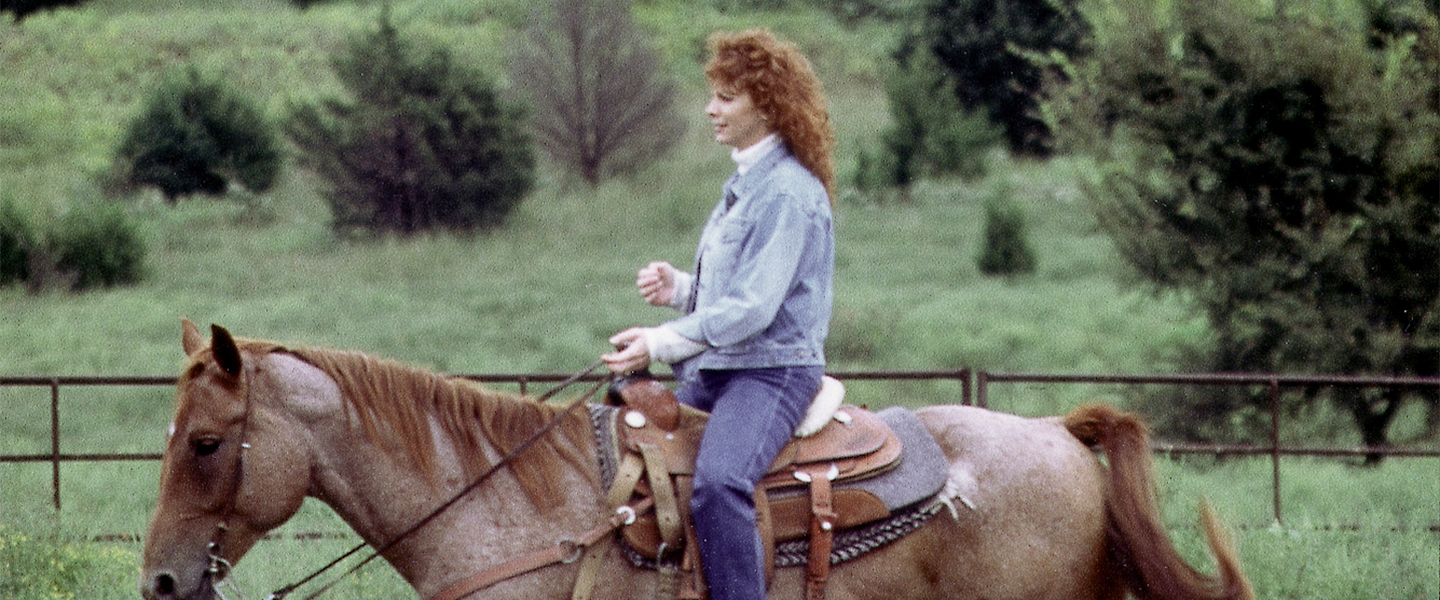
[286,363,604,595]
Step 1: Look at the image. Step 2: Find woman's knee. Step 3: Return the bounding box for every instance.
[690,468,754,515]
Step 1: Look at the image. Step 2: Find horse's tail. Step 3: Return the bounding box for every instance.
[1063,404,1254,600]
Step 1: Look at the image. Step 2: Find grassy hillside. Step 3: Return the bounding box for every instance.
[0,2,1434,600]
[0,0,1201,403]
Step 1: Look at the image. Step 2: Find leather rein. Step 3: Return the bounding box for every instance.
[202,359,615,600]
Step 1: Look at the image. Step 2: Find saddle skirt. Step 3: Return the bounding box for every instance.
[588,401,951,568]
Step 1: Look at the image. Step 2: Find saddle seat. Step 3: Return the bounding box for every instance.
[603,374,907,600]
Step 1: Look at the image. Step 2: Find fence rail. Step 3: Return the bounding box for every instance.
[3,369,1437,523]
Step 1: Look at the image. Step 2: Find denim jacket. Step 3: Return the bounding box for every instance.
[665,143,834,373]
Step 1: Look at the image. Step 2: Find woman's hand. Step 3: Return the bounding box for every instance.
[637,261,678,307]
[602,328,652,374]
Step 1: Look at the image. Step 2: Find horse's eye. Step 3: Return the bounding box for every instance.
[194,438,222,457]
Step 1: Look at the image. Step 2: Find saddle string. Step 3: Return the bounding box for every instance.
[259,359,611,600]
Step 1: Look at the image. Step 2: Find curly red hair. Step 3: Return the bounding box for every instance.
[705,28,836,201]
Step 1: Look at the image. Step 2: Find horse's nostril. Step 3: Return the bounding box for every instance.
[153,572,177,597]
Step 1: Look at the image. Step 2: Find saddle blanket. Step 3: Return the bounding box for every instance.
[589,403,952,569]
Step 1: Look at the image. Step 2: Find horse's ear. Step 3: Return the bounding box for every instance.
[182,318,205,356]
[210,324,243,377]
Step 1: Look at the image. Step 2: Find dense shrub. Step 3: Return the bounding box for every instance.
[54,203,145,290]
[0,197,144,292]
[0,196,34,286]
[0,0,87,22]
[975,191,1037,277]
[287,9,535,235]
[919,0,1089,157]
[1051,0,1439,449]
[852,44,1001,198]
[115,66,281,202]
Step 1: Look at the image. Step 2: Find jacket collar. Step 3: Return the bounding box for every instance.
[723,140,791,209]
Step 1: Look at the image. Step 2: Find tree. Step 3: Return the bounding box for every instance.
[853,41,1002,199]
[1050,0,1439,453]
[920,0,1089,157]
[287,9,535,235]
[115,66,281,202]
[1,0,86,22]
[975,190,1037,277]
[507,0,684,187]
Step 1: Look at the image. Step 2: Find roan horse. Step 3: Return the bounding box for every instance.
[141,321,1252,600]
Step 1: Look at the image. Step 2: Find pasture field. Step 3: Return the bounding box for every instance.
[1,1,1435,599]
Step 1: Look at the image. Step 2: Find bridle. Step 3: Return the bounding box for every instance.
[195,358,610,600]
[201,359,259,600]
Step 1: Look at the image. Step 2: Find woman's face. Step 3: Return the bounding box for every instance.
[705,87,773,150]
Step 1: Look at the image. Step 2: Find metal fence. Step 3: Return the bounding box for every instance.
[3,369,1437,524]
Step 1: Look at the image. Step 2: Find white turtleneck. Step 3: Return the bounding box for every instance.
[731,133,780,176]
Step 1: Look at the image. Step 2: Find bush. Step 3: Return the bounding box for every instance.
[0,196,35,286]
[287,9,535,235]
[1,0,87,22]
[54,203,145,290]
[975,190,1037,277]
[115,66,281,202]
[1051,0,1440,448]
[0,194,144,292]
[919,0,1089,157]
[852,44,1001,199]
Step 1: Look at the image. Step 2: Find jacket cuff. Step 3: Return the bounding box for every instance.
[668,271,694,311]
[643,326,708,364]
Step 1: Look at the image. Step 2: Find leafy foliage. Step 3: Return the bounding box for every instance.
[508,0,684,187]
[975,190,1037,277]
[852,43,1001,199]
[1052,0,1440,447]
[115,66,281,202]
[54,202,145,290]
[918,0,1089,157]
[287,9,535,235]
[0,195,144,292]
[0,196,34,287]
[0,0,87,22]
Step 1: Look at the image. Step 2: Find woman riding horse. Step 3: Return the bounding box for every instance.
[603,27,837,600]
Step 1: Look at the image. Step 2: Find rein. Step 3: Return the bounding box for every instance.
[208,359,611,600]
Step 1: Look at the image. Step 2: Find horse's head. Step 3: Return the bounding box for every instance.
[140,320,313,600]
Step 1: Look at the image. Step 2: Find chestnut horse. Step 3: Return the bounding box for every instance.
[141,321,1252,600]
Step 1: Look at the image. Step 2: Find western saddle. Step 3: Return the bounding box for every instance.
[593,373,907,600]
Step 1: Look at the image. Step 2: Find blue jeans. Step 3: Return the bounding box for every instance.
[676,366,824,600]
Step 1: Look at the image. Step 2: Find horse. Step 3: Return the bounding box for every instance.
[140,320,1252,600]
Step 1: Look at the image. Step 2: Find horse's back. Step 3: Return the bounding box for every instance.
[811,405,1113,600]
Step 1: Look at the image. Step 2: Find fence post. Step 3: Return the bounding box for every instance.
[1269,379,1282,524]
[959,368,973,406]
[50,378,61,511]
[976,371,989,409]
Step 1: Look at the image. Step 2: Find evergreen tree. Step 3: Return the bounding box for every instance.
[920,0,1089,157]
[1,0,87,22]
[116,66,281,202]
[1051,0,1439,451]
[288,9,535,234]
[975,192,1036,277]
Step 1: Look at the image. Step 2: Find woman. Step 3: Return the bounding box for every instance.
[601,27,836,600]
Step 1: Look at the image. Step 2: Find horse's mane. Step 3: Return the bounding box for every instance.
[279,344,598,511]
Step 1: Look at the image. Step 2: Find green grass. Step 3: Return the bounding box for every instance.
[1,1,1435,599]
